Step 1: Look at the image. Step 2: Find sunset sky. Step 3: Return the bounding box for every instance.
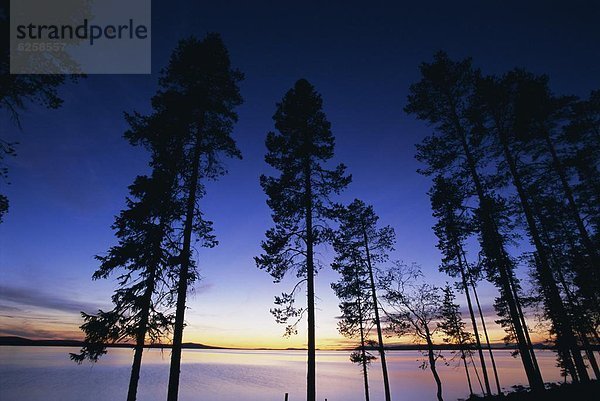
[1,1,599,349]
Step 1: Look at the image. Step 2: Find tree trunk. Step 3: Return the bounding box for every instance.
[469,273,502,395]
[461,349,474,396]
[543,132,598,260]
[469,352,485,394]
[357,288,370,401]
[456,248,491,396]
[509,273,542,377]
[499,137,590,383]
[167,133,203,401]
[454,126,544,390]
[551,249,600,381]
[128,248,159,401]
[543,133,600,369]
[128,345,145,401]
[454,305,474,397]
[581,334,600,380]
[362,223,392,401]
[304,160,316,401]
[425,327,444,401]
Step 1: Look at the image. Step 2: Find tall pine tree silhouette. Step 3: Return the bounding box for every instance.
[70,126,185,401]
[439,284,476,397]
[256,79,350,401]
[154,34,243,401]
[406,52,544,391]
[331,252,375,401]
[331,199,393,401]
[96,33,244,401]
[430,175,501,395]
[504,77,599,377]
[474,71,590,382]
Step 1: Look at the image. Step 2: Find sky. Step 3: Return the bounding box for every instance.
[1,0,599,349]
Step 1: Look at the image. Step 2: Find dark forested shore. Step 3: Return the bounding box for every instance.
[466,380,600,401]
[0,336,223,349]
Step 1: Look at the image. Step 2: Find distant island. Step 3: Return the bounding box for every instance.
[0,336,569,351]
[0,336,223,349]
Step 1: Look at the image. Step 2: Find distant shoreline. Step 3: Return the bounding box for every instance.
[1,336,582,351]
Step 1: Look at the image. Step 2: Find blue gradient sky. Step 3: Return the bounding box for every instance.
[1,1,599,348]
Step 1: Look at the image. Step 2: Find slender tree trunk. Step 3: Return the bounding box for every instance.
[454,127,544,390]
[128,247,160,401]
[304,161,316,401]
[167,132,203,401]
[425,327,444,401]
[357,288,370,401]
[127,288,153,401]
[576,331,600,381]
[509,273,542,377]
[533,224,578,382]
[456,249,491,396]
[582,335,600,380]
[543,133,600,372]
[469,352,485,394]
[543,133,598,260]
[469,275,502,395]
[455,326,473,397]
[461,349,474,396]
[499,137,590,383]
[362,223,391,401]
[552,251,600,381]
[128,344,145,401]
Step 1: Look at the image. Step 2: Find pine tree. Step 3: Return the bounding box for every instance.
[70,163,182,401]
[430,176,501,395]
[331,257,375,401]
[438,284,476,397]
[255,79,350,401]
[508,78,599,378]
[565,90,600,236]
[149,34,244,401]
[70,86,221,401]
[524,142,600,379]
[564,91,600,344]
[331,199,394,401]
[474,70,590,382]
[99,34,243,401]
[406,52,544,390]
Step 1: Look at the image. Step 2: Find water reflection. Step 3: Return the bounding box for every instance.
[0,347,570,401]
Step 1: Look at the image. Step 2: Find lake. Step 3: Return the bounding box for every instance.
[0,346,569,401]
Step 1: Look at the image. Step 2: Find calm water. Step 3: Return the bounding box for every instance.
[0,346,569,401]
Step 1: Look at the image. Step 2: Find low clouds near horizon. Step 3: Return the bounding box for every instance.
[0,284,106,315]
[0,284,109,340]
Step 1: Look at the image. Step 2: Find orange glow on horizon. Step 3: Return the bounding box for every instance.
[0,321,551,350]
[0,303,550,350]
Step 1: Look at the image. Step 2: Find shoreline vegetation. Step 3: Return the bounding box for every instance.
[467,381,600,401]
[2,336,595,352]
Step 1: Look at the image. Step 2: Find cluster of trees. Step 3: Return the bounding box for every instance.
[3,13,597,398]
[398,52,599,399]
[257,51,599,401]
[69,34,243,401]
